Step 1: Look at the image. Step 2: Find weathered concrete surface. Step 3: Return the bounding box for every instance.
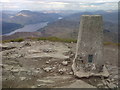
[72,15,109,78]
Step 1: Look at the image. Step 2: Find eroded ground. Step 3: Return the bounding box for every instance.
[1,40,119,88]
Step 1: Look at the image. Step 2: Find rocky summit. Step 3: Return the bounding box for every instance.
[1,40,118,88]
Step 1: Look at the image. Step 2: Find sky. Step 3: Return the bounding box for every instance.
[0,0,119,11]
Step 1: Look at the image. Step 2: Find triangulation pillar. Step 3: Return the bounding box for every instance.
[72,15,109,78]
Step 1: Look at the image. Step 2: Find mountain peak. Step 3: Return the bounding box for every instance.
[19,10,32,13]
[18,10,34,15]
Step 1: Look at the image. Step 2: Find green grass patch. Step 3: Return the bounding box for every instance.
[37,37,77,43]
[2,37,77,43]
[3,38,24,43]
[103,42,120,46]
[4,37,120,45]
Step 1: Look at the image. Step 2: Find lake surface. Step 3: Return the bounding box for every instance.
[6,22,48,35]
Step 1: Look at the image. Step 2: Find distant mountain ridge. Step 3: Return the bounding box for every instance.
[38,11,118,42]
[2,10,61,25]
[2,10,61,35]
[2,10,118,43]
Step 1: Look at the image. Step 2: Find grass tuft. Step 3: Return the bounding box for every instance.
[103,42,120,46]
[2,37,77,43]
[3,38,24,43]
[37,37,77,43]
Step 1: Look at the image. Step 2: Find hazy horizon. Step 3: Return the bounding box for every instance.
[1,0,119,11]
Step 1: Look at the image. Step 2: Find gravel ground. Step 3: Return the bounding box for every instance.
[1,40,119,88]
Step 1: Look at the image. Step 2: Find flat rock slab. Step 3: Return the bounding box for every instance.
[3,41,70,59]
[59,80,96,88]
[24,43,70,59]
[25,53,69,59]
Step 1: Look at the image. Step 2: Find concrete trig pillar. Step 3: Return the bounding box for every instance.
[72,15,109,78]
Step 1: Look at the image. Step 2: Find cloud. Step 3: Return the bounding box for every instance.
[45,0,119,3]
[1,0,119,3]
[3,5,19,9]
[1,0,119,11]
[1,0,11,3]
[80,5,99,8]
[47,2,69,5]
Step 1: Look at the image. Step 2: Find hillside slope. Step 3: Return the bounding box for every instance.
[2,21,24,35]
[38,11,118,42]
